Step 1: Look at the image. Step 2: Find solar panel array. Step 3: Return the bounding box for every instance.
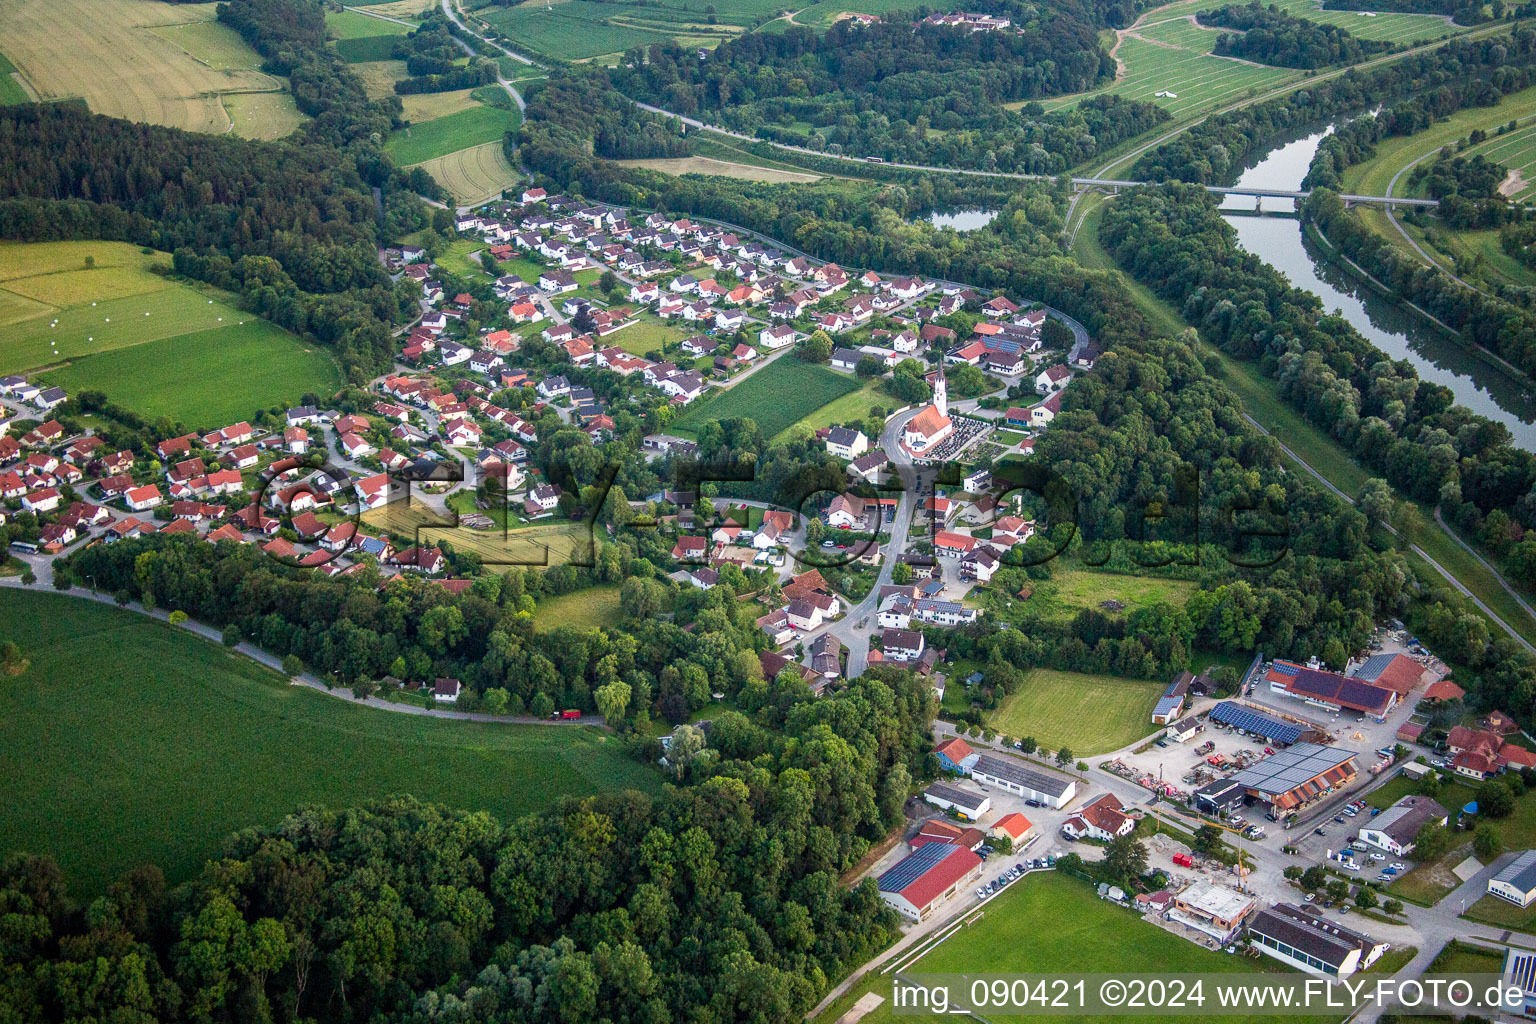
[972,754,1072,797]
[1351,653,1395,681]
[1210,701,1308,744]
[1509,950,1536,993]
[1225,742,1357,796]
[877,841,958,893]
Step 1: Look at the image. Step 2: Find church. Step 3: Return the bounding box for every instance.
[901,364,954,456]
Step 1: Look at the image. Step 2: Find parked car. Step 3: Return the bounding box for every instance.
[1334,815,1347,824]
[1392,862,1406,871]
[1314,827,1328,836]
[1305,893,1316,903]
[1369,853,1385,862]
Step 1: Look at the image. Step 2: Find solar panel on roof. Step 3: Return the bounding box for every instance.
[1210,702,1306,744]
[878,842,959,893]
[1351,653,1394,680]
[1268,661,1303,677]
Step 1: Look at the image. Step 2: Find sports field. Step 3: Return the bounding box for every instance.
[0,590,657,894]
[812,871,1295,1024]
[617,155,822,183]
[670,357,862,439]
[987,668,1165,754]
[411,139,521,205]
[0,0,297,136]
[363,500,598,567]
[0,241,337,426]
[388,102,521,163]
[40,322,340,427]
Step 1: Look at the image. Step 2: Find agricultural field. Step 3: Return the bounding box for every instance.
[221,89,307,140]
[336,34,403,62]
[1152,0,1459,44]
[0,590,657,894]
[773,377,884,441]
[617,155,822,183]
[325,9,417,38]
[354,59,412,98]
[791,0,930,30]
[400,85,484,122]
[40,321,341,428]
[670,357,861,439]
[812,872,1295,1024]
[0,241,337,426]
[532,585,625,630]
[987,569,1198,623]
[477,0,757,61]
[356,0,436,17]
[411,139,521,205]
[0,0,296,136]
[986,667,1165,754]
[1041,18,1300,119]
[364,500,598,567]
[1455,119,1536,201]
[388,102,520,164]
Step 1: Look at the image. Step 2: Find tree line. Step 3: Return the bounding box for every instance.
[1204,2,1397,68]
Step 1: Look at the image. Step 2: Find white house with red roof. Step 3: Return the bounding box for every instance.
[124,484,163,512]
[876,842,983,922]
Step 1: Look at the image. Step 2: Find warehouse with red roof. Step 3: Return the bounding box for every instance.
[876,842,982,921]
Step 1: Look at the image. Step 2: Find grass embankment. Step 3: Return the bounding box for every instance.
[0,590,656,894]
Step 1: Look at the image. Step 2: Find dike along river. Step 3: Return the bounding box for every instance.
[1219,128,1536,450]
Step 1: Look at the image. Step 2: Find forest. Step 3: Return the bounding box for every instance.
[1203,2,1396,68]
[594,14,1171,174]
[0,665,934,1023]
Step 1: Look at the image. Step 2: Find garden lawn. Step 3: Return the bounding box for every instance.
[670,357,860,440]
[386,103,518,165]
[1463,893,1536,934]
[0,590,657,895]
[604,316,692,357]
[532,585,625,630]
[987,668,1164,754]
[812,871,1301,1024]
[39,321,340,428]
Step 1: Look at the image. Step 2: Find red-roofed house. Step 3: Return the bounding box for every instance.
[935,736,976,772]
[1061,795,1134,842]
[909,820,988,852]
[991,812,1034,844]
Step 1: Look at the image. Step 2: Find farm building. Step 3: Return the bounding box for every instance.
[1489,850,1536,908]
[1152,673,1190,724]
[1356,795,1447,857]
[1247,904,1388,977]
[1061,795,1134,842]
[922,783,990,821]
[1221,743,1358,817]
[1209,701,1325,746]
[970,754,1076,809]
[876,842,983,922]
[1169,881,1256,943]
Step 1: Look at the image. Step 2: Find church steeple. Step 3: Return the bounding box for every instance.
[933,359,948,418]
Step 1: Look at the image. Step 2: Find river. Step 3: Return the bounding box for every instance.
[1218,128,1536,449]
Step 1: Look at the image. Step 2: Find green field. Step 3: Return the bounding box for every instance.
[670,357,861,440]
[813,871,1296,1024]
[152,18,268,70]
[0,590,657,894]
[336,33,402,62]
[1455,119,1536,202]
[605,316,693,356]
[0,241,336,427]
[532,585,624,630]
[987,569,1198,623]
[772,377,884,442]
[986,667,1164,754]
[326,9,416,38]
[387,102,520,163]
[482,3,678,60]
[0,51,26,105]
[1463,893,1536,933]
[40,321,341,428]
[793,0,929,29]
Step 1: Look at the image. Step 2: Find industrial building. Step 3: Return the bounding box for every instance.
[1247,904,1389,977]
[1490,851,1536,909]
[1209,701,1325,746]
[876,841,983,921]
[1221,742,1358,817]
[1168,881,1256,943]
[922,782,990,821]
[1265,660,1397,722]
[970,754,1077,809]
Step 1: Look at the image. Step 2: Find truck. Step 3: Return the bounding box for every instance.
[1195,740,1216,755]
[561,709,581,720]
